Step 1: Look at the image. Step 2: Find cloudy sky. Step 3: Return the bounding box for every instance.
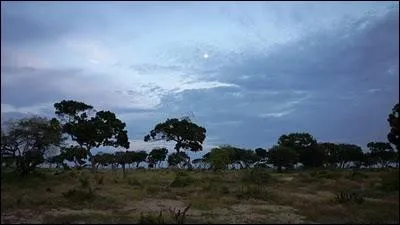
[1,1,399,158]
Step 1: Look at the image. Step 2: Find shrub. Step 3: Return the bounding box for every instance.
[138,211,165,224]
[236,184,270,201]
[62,188,95,201]
[95,175,104,185]
[241,168,272,185]
[128,177,143,188]
[379,170,399,192]
[169,204,191,224]
[79,175,90,189]
[334,191,364,204]
[170,172,195,188]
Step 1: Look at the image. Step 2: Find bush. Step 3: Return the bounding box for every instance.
[236,184,270,201]
[128,177,143,188]
[379,170,399,192]
[346,170,369,181]
[241,168,272,185]
[334,191,364,204]
[79,175,90,189]
[95,175,104,185]
[138,211,165,224]
[62,188,95,201]
[170,172,195,188]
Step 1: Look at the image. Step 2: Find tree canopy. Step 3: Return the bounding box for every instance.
[144,118,206,153]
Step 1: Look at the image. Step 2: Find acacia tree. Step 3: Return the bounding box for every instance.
[255,148,268,165]
[54,100,130,172]
[278,133,325,168]
[168,152,190,169]
[367,142,396,168]
[60,146,87,168]
[267,145,299,173]
[1,117,64,175]
[337,144,363,168]
[131,150,148,168]
[318,142,340,168]
[388,103,399,152]
[144,118,206,153]
[148,148,168,168]
[209,147,231,171]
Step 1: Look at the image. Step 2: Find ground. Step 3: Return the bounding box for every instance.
[1,168,399,224]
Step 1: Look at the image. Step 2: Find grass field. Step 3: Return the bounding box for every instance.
[1,168,399,224]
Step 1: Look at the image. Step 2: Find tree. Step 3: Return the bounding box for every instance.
[168,152,190,169]
[267,145,299,173]
[367,142,396,168]
[61,146,87,168]
[54,100,130,171]
[144,118,206,153]
[1,117,64,175]
[278,133,324,168]
[115,151,129,177]
[131,151,148,168]
[148,148,168,168]
[318,142,340,168]
[337,144,363,168]
[209,147,231,171]
[387,103,399,151]
[255,148,268,163]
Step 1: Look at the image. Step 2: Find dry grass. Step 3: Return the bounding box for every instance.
[1,167,399,224]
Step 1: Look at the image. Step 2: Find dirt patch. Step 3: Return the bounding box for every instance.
[1,210,43,224]
[279,177,294,182]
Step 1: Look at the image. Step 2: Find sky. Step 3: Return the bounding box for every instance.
[1,1,399,160]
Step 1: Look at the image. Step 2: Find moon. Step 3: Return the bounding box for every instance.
[203,53,209,59]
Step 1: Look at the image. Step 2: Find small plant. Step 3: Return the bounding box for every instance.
[62,187,95,201]
[169,204,191,224]
[128,177,143,188]
[335,191,364,204]
[95,175,104,185]
[236,184,269,200]
[241,168,271,185]
[346,170,369,180]
[138,210,165,224]
[170,172,195,188]
[379,170,399,192]
[79,175,90,189]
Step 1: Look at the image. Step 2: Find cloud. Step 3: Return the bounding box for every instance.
[259,109,295,118]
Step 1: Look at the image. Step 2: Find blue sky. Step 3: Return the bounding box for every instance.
[1,1,399,159]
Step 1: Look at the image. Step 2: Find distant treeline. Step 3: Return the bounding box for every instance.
[1,100,399,176]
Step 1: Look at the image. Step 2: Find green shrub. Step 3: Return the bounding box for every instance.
[128,177,143,188]
[236,184,270,200]
[62,188,95,201]
[95,175,104,185]
[310,170,342,179]
[138,211,166,224]
[334,191,364,204]
[79,175,90,189]
[379,170,399,192]
[241,168,272,185]
[170,172,195,188]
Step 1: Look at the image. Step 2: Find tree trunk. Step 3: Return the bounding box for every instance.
[122,164,126,178]
[136,162,140,168]
[277,166,282,173]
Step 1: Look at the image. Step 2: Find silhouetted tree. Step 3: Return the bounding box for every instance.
[278,133,324,168]
[1,117,64,176]
[54,100,130,172]
[144,118,206,153]
[148,148,168,168]
[267,145,299,173]
[367,142,396,168]
[387,103,399,152]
